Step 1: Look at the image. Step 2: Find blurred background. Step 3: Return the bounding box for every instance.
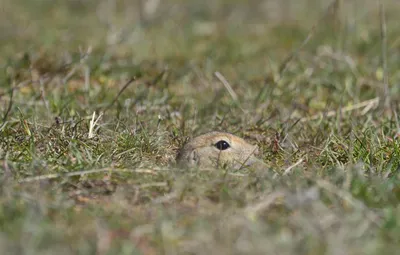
[1,0,398,59]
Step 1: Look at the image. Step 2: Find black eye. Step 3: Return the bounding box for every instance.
[215,140,230,150]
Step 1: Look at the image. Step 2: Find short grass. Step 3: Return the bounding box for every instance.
[1,0,400,254]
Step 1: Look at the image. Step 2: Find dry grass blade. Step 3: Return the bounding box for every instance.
[2,88,13,122]
[104,77,136,112]
[283,158,304,175]
[300,97,379,122]
[214,71,238,102]
[378,0,390,108]
[88,111,103,139]
[19,168,160,183]
[244,191,286,219]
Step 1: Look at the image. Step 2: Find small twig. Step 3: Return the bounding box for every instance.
[283,158,304,175]
[300,97,379,122]
[104,77,136,112]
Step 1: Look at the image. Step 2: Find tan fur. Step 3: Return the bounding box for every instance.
[176,131,264,169]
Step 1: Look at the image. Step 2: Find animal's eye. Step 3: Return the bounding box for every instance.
[214,140,230,150]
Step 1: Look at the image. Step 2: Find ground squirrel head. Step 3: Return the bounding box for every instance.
[176,131,261,169]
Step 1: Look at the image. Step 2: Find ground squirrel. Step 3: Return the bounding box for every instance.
[176,131,265,169]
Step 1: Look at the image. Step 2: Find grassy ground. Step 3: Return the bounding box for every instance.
[1,0,400,254]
